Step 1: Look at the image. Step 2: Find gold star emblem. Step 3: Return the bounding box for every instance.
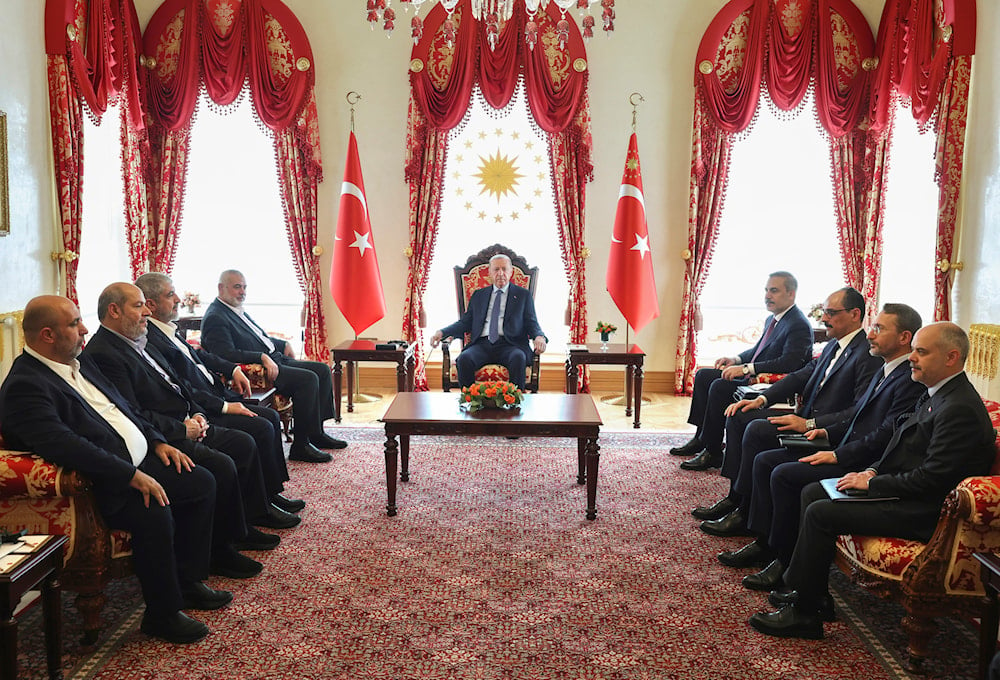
[510,211,519,220]
[626,156,640,172]
[494,214,503,223]
[511,132,520,140]
[464,201,472,210]
[477,211,487,220]
[464,140,473,149]
[474,151,524,202]
[525,202,533,211]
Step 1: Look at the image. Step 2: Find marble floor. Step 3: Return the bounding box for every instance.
[332,390,696,434]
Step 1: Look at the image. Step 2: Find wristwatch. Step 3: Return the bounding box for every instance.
[741,365,750,376]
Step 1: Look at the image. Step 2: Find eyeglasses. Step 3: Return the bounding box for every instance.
[821,308,847,316]
[869,324,895,334]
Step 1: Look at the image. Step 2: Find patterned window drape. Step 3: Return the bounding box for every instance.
[404,0,592,390]
[142,0,327,359]
[44,0,148,304]
[676,0,876,395]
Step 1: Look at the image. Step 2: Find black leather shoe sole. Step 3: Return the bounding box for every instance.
[691,497,738,521]
[312,435,348,449]
[768,590,836,622]
[181,585,233,611]
[742,560,784,591]
[718,541,770,568]
[748,607,824,640]
[669,438,703,456]
[679,451,723,471]
[699,511,751,537]
[253,506,301,530]
[210,556,263,580]
[233,528,281,551]
[289,446,333,463]
[271,494,305,513]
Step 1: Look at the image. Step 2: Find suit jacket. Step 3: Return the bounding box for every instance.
[762,330,881,428]
[82,326,214,442]
[0,353,164,514]
[439,284,545,361]
[868,372,995,504]
[200,299,288,365]
[737,305,813,375]
[146,322,243,407]
[824,361,927,469]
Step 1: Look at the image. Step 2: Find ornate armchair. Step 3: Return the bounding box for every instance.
[833,398,1000,671]
[440,244,541,392]
[0,435,133,645]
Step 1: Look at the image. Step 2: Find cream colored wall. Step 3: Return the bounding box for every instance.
[0,1,59,311]
[6,0,999,375]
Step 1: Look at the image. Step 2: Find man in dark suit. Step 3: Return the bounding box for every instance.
[430,253,547,390]
[0,296,232,644]
[200,270,343,462]
[675,271,814,470]
[716,304,926,592]
[694,287,881,534]
[135,272,304,516]
[82,283,292,575]
[749,321,995,639]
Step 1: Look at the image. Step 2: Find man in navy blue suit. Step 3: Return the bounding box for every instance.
[430,254,547,391]
[674,272,813,471]
[713,304,925,593]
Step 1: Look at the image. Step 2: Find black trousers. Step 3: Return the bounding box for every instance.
[686,368,748,454]
[102,458,216,616]
[455,338,529,390]
[211,404,288,497]
[273,356,334,441]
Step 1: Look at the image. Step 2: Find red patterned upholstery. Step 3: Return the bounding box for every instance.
[833,398,1000,670]
[0,436,133,645]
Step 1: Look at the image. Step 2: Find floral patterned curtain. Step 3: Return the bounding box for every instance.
[142,0,326,358]
[404,0,592,390]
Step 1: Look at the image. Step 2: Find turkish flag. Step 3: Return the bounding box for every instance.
[606,133,659,332]
[331,131,386,335]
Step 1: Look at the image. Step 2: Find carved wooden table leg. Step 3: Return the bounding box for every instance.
[333,360,343,423]
[385,434,398,517]
[633,363,644,429]
[585,437,600,520]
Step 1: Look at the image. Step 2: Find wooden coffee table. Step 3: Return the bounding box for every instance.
[381,393,603,519]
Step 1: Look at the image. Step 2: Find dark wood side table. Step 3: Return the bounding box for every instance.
[0,535,67,680]
[975,552,1000,680]
[566,343,645,428]
[331,340,417,422]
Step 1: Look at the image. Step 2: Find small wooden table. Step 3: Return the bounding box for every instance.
[0,535,67,680]
[975,552,1000,679]
[331,340,417,422]
[566,343,645,429]
[381,392,603,519]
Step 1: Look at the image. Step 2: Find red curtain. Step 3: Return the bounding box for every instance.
[404,0,592,390]
[142,0,326,359]
[44,0,148,302]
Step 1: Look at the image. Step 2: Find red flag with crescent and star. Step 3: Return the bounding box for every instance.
[331,131,386,335]
[606,133,659,332]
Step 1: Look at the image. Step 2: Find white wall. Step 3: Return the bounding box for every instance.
[7,0,1000,374]
[0,1,58,312]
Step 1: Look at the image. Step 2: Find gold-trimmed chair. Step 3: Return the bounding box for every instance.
[440,244,541,392]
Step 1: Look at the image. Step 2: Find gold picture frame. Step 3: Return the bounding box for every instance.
[0,111,8,236]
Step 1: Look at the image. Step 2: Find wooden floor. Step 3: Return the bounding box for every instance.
[333,390,696,433]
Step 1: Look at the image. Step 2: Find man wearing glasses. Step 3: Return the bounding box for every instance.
[691,287,881,535]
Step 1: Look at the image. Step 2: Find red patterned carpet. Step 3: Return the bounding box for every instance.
[17,427,979,679]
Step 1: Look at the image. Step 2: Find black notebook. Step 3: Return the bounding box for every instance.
[777,433,832,450]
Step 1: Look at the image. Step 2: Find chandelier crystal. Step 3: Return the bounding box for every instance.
[364,0,615,49]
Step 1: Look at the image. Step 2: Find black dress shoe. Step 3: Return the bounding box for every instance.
[691,496,738,520]
[669,437,704,456]
[742,559,784,591]
[748,604,824,640]
[312,434,348,449]
[210,547,263,579]
[271,493,305,513]
[289,442,333,463]
[768,590,836,622]
[180,582,233,611]
[252,503,301,530]
[140,611,210,644]
[679,450,723,471]
[700,509,751,537]
[233,527,281,552]
[718,539,770,568]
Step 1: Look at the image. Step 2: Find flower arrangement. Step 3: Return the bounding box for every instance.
[808,303,824,324]
[460,380,523,412]
[181,291,201,314]
[595,321,617,335]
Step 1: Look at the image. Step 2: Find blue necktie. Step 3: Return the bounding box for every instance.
[801,343,840,416]
[488,289,502,343]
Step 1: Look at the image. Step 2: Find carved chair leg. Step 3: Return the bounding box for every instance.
[901,612,936,672]
[75,590,108,646]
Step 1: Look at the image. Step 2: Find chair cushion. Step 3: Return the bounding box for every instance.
[448,364,530,384]
[835,534,922,581]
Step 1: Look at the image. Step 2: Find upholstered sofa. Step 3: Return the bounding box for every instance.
[0,434,133,645]
[834,398,1000,670]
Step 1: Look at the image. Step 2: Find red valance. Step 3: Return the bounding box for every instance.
[694,0,875,137]
[408,0,588,134]
[143,0,315,133]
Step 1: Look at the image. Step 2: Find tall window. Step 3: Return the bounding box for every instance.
[77,102,130,325]
[877,99,938,323]
[171,94,303,344]
[697,93,845,363]
[424,83,569,354]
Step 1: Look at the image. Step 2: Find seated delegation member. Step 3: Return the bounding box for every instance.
[430,253,547,391]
